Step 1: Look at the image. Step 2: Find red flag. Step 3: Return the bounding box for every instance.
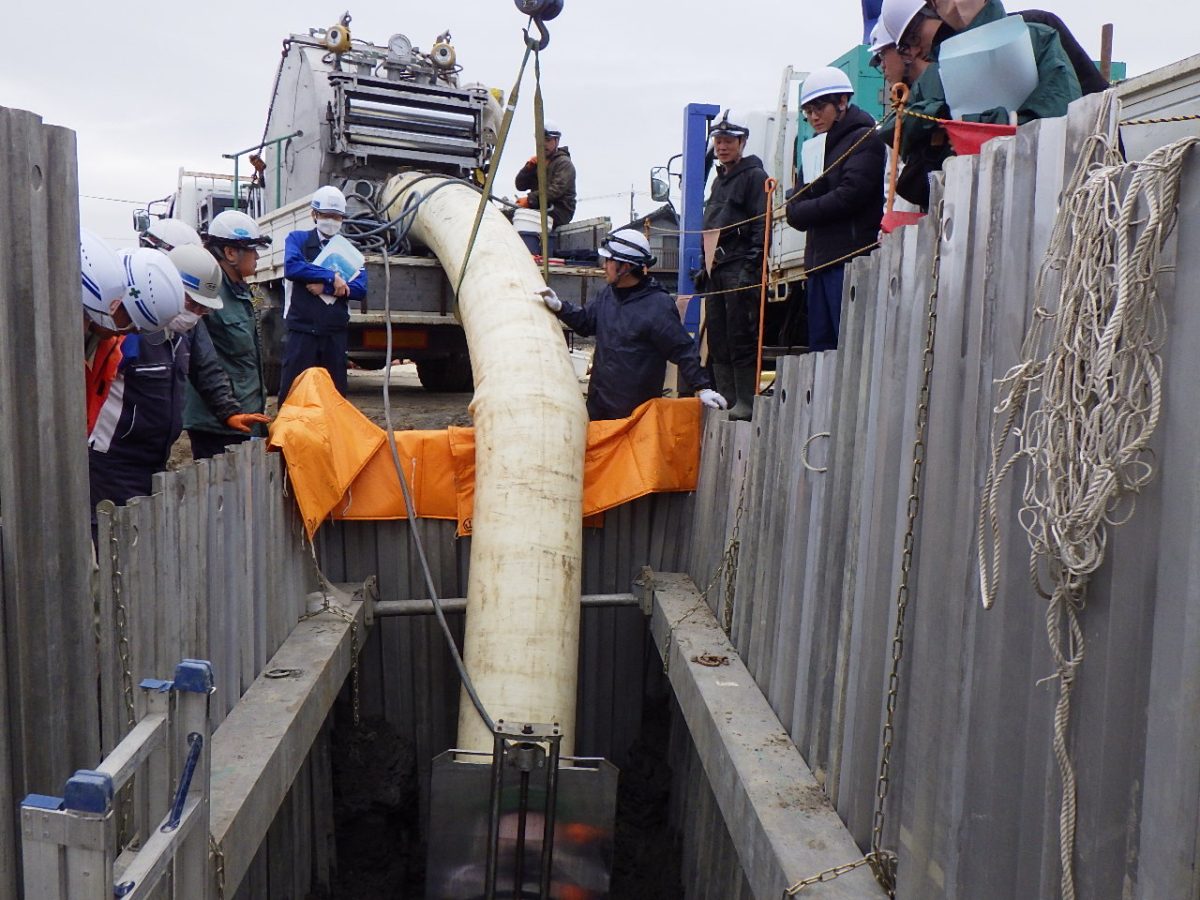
[942,120,1017,156]
[881,210,926,233]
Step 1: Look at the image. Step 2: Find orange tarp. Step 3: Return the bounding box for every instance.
[268,368,703,538]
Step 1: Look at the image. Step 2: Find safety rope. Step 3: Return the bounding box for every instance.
[1120,112,1200,126]
[979,89,1198,899]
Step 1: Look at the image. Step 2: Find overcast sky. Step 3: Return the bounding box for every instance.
[2,1,1193,246]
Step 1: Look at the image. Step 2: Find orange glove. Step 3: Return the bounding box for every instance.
[527,155,538,167]
[225,412,272,433]
[516,197,531,208]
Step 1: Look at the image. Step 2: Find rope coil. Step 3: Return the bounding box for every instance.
[979,91,1199,899]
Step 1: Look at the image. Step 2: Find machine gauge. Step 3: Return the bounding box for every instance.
[387,33,412,60]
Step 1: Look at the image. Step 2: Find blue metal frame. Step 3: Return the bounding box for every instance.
[677,103,720,336]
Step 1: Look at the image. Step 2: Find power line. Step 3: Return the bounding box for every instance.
[81,194,145,205]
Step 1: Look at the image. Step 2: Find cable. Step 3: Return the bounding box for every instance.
[378,237,496,734]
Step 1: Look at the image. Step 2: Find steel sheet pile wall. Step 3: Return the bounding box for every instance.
[94,443,328,898]
[316,492,692,801]
[0,106,98,900]
[683,92,1200,898]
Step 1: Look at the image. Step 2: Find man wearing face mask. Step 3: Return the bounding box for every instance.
[87,244,268,512]
[277,185,368,403]
[184,210,274,459]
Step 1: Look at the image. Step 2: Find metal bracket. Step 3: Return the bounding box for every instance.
[634,566,656,616]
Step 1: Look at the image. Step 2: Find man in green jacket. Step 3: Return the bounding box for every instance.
[882,0,1082,207]
[184,210,273,459]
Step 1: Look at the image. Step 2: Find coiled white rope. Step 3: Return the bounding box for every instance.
[979,90,1199,899]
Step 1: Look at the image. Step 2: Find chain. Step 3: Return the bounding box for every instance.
[210,833,227,900]
[299,565,362,726]
[109,519,137,847]
[662,463,749,673]
[869,197,945,897]
[783,854,874,896]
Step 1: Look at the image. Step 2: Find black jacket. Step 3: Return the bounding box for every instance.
[785,105,885,269]
[515,147,578,228]
[702,154,769,272]
[558,277,713,421]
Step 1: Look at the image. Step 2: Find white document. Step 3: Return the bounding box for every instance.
[939,15,1038,118]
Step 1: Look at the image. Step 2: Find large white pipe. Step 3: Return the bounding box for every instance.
[383,173,588,754]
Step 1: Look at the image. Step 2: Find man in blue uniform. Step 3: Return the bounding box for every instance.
[278,185,368,402]
[537,229,727,421]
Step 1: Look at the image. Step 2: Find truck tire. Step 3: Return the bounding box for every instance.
[416,353,473,393]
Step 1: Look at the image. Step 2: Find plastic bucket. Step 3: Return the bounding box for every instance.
[938,15,1037,118]
[512,208,542,234]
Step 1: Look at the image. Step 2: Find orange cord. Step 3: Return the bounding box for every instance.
[754,177,777,396]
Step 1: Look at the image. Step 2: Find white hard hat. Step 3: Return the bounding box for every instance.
[881,0,932,49]
[117,248,186,332]
[80,228,128,326]
[597,228,655,267]
[709,109,750,140]
[801,67,855,106]
[205,210,271,247]
[140,218,201,252]
[868,21,896,56]
[543,119,563,138]
[311,185,348,216]
[167,244,223,309]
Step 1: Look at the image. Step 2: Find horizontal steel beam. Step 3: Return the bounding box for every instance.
[373,592,640,617]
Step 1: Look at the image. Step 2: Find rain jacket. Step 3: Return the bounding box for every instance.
[283,228,368,335]
[898,0,1082,206]
[785,105,885,270]
[89,327,240,504]
[183,273,267,436]
[515,147,577,228]
[557,276,713,421]
[702,154,770,273]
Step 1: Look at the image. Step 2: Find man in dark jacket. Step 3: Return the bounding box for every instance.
[537,229,727,421]
[279,185,368,402]
[89,246,269,509]
[786,67,885,351]
[514,120,577,231]
[701,111,770,420]
[184,210,274,459]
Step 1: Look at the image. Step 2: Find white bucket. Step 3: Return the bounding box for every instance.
[512,207,542,234]
[938,15,1038,118]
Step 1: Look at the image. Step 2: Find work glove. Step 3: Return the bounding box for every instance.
[535,287,562,313]
[698,389,728,410]
[516,196,531,208]
[225,412,273,433]
[527,155,539,167]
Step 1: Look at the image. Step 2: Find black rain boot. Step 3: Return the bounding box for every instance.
[711,363,735,411]
[729,366,757,421]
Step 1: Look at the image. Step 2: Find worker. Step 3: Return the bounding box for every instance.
[536,228,727,421]
[184,210,273,459]
[784,68,885,351]
[869,21,917,87]
[514,119,577,248]
[278,185,368,403]
[881,0,1082,208]
[82,229,145,434]
[89,245,270,511]
[700,110,770,421]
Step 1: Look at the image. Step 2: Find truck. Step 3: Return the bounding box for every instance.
[147,13,605,394]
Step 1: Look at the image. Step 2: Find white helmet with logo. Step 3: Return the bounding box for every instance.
[204,210,271,248]
[708,109,750,140]
[80,228,129,328]
[881,0,933,50]
[167,244,223,309]
[801,67,855,106]
[117,248,186,332]
[311,185,348,216]
[868,21,896,56]
[597,228,655,268]
[140,218,201,252]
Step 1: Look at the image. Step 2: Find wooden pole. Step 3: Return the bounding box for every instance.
[1100,24,1114,83]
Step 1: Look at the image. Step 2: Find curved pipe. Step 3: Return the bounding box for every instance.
[383,173,587,753]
